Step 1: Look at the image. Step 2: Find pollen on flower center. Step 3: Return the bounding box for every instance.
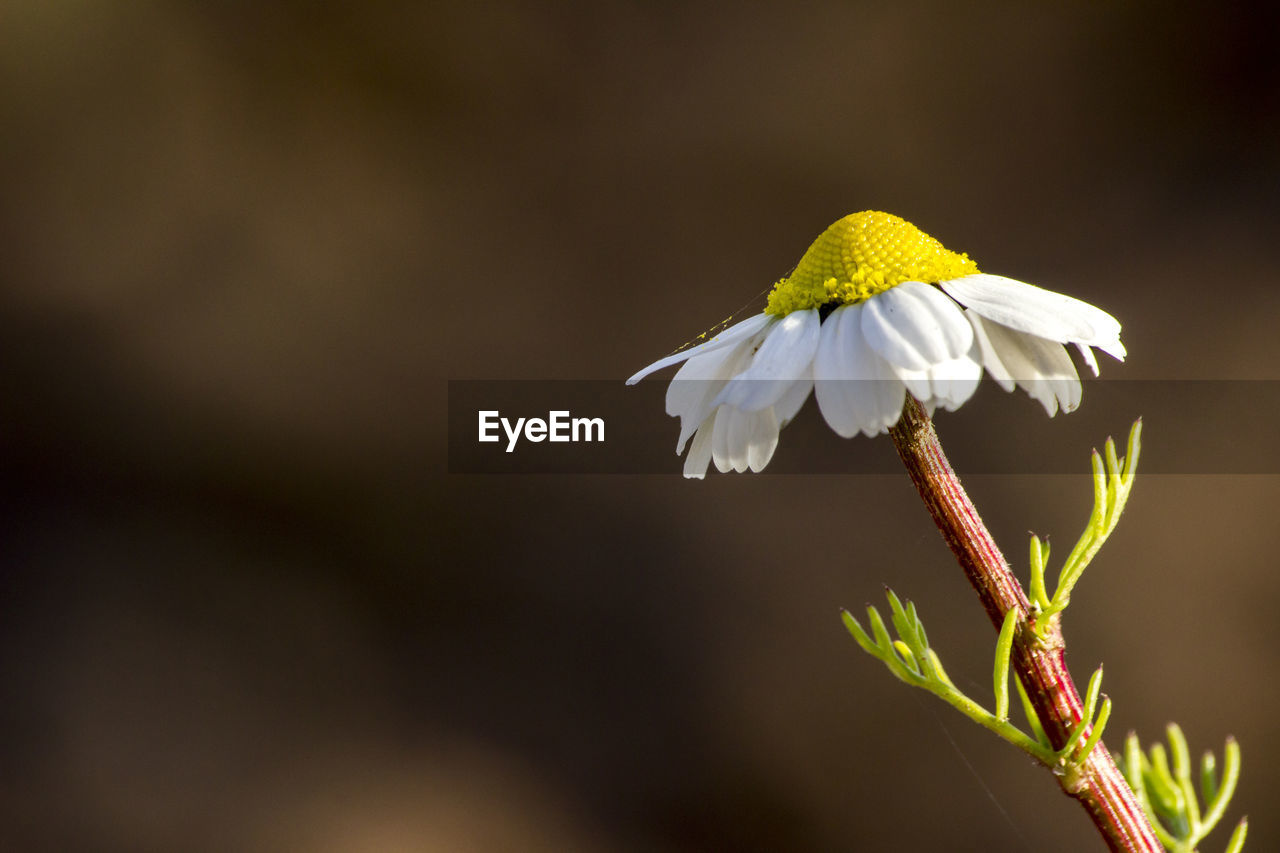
[765,211,980,317]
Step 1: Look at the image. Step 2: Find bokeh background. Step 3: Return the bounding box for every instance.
[2,2,1278,850]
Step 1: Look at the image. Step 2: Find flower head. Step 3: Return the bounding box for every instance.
[627,211,1125,478]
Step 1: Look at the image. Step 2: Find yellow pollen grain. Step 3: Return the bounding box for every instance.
[765,211,979,316]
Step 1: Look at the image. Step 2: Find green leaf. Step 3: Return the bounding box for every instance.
[1082,666,1103,725]
[1123,418,1143,482]
[1038,419,1143,630]
[1122,733,1145,795]
[892,640,920,675]
[886,589,922,657]
[867,606,893,653]
[906,600,928,650]
[1200,737,1241,839]
[993,609,1017,722]
[1224,817,1248,853]
[1200,749,1219,809]
[924,648,956,689]
[1013,673,1050,748]
[1165,723,1200,829]
[1166,723,1191,781]
[1146,743,1184,817]
[1123,726,1243,850]
[841,590,1056,767]
[1077,697,1110,763]
[1028,535,1050,612]
[1059,709,1091,761]
[841,609,880,657]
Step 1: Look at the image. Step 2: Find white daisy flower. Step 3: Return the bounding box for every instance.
[627,211,1126,478]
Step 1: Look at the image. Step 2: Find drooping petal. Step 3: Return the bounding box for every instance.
[712,405,756,473]
[667,335,760,454]
[976,320,1082,416]
[1074,342,1099,377]
[861,281,974,371]
[923,345,983,412]
[627,313,775,384]
[669,327,808,476]
[711,406,733,473]
[665,339,746,416]
[712,309,821,413]
[812,306,858,436]
[906,281,976,358]
[726,407,751,473]
[814,303,906,437]
[941,274,1125,361]
[888,363,934,407]
[745,407,780,472]
[682,419,714,479]
[967,310,1016,392]
[1039,342,1083,413]
[772,372,814,427]
[842,306,908,436]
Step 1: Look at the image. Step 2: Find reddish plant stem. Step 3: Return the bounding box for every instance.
[888,396,1161,853]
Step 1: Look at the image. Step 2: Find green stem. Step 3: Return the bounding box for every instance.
[887,396,1162,853]
[923,670,1055,762]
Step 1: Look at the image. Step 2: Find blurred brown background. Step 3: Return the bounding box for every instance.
[2,2,1278,851]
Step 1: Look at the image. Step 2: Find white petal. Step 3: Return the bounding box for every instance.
[966,310,1015,392]
[842,313,908,436]
[978,321,1082,416]
[1047,347,1083,413]
[889,364,934,406]
[627,313,775,384]
[682,420,714,479]
[941,274,1125,360]
[712,309,821,413]
[700,405,781,476]
[924,347,983,412]
[711,407,733,473]
[725,407,750,473]
[861,281,974,371]
[814,303,906,437]
[773,372,813,427]
[666,340,745,415]
[1102,336,1126,361]
[712,405,754,473]
[1074,342,1099,377]
[812,306,860,436]
[899,280,975,358]
[746,408,780,472]
[667,335,759,453]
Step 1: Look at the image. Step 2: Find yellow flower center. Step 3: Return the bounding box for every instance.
[764,211,980,317]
